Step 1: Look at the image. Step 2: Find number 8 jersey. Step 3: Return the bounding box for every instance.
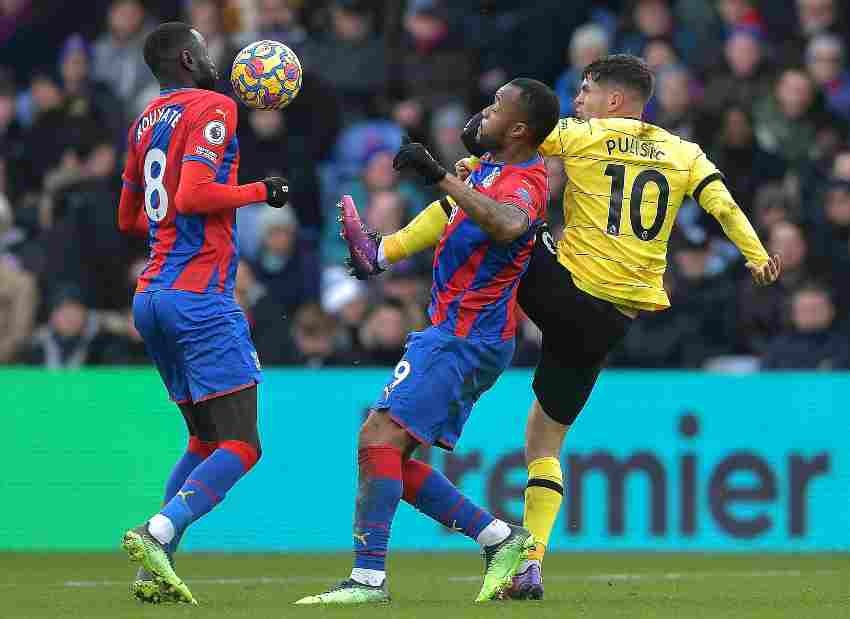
[540,117,769,311]
[121,88,265,295]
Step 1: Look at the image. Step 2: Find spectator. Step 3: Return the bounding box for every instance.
[356,298,413,366]
[806,33,850,122]
[235,260,293,365]
[554,22,610,116]
[702,27,773,114]
[0,195,36,363]
[737,221,811,354]
[240,0,308,52]
[615,0,695,66]
[16,283,113,368]
[762,283,850,369]
[92,0,155,116]
[708,105,786,215]
[248,205,320,315]
[652,64,698,139]
[42,136,140,310]
[185,0,239,92]
[284,302,350,367]
[392,0,475,127]
[97,308,150,364]
[59,34,123,140]
[237,108,323,246]
[428,102,468,169]
[303,0,386,123]
[753,67,833,168]
[0,69,27,200]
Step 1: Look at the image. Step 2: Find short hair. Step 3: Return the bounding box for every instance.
[508,78,561,146]
[582,53,655,104]
[143,21,196,80]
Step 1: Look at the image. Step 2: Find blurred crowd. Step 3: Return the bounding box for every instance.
[0,0,848,370]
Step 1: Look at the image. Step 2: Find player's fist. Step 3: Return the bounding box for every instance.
[263,177,289,208]
[746,253,782,286]
[461,111,487,157]
[393,136,447,185]
[454,157,479,182]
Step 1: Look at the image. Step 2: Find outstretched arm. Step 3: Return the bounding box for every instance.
[697,175,781,286]
[381,198,450,264]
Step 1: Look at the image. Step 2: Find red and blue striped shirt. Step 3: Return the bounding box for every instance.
[429,154,548,341]
[121,88,265,296]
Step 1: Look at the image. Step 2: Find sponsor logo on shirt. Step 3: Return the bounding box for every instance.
[195,146,219,163]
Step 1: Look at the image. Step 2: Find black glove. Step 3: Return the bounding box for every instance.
[461,111,487,157]
[263,176,289,208]
[392,136,447,184]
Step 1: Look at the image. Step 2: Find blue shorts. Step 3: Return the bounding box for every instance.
[373,326,515,450]
[132,290,262,404]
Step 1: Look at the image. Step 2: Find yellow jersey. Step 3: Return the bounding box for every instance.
[540,117,769,311]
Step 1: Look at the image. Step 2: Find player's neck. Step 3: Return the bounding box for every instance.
[158,76,196,91]
[490,143,538,166]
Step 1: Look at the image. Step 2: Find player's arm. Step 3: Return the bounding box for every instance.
[689,152,781,286]
[175,98,284,214]
[381,198,449,264]
[437,174,530,242]
[117,129,149,237]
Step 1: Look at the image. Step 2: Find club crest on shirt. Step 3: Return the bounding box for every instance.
[204,120,226,145]
[480,166,500,188]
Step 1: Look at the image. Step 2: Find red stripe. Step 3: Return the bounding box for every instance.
[402,458,433,504]
[466,509,484,534]
[442,498,465,522]
[358,446,402,480]
[455,235,534,338]
[432,243,489,326]
[187,436,217,458]
[138,223,178,291]
[172,215,218,292]
[185,478,220,503]
[218,439,259,470]
[194,381,256,403]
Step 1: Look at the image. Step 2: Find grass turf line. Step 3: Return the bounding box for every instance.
[1,552,848,619]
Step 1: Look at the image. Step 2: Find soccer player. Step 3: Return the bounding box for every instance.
[116,22,290,605]
[295,78,560,605]
[346,55,781,600]
[465,54,781,599]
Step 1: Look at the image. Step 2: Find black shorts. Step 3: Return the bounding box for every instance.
[517,225,632,425]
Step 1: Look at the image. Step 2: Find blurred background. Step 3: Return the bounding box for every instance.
[0,0,848,372]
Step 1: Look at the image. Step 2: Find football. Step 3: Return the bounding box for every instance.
[230,40,302,110]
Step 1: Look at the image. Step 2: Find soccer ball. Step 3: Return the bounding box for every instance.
[230,40,302,110]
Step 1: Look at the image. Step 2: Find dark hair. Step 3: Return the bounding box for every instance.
[582,53,655,104]
[143,21,196,80]
[508,77,560,146]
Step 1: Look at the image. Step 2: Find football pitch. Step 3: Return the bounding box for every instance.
[3,553,848,619]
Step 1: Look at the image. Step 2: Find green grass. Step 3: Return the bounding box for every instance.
[2,553,848,619]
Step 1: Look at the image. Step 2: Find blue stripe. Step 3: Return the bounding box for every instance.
[123,179,143,193]
[216,136,238,183]
[182,155,217,172]
[432,218,488,292]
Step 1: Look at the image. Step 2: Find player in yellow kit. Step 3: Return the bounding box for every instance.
[358,54,781,599]
[497,54,781,598]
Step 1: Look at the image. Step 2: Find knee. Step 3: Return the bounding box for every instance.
[358,410,410,450]
[525,400,569,464]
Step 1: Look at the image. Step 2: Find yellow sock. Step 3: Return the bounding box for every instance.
[382,200,448,264]
[523,456,563,563]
